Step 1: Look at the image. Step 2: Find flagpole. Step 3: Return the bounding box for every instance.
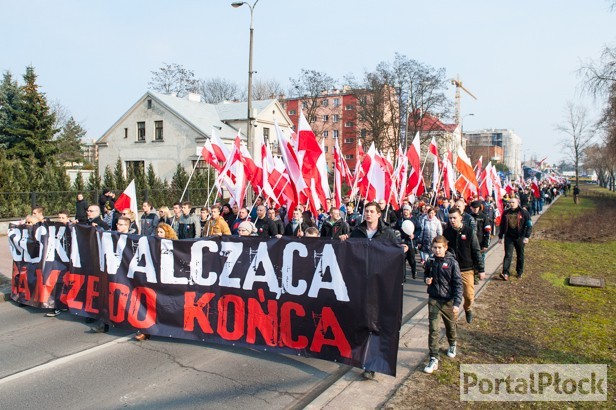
[180,153,202,203]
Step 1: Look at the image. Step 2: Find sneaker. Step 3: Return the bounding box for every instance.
[412,272,417,279]
[92,323,109,333]
[423,357,439,374]
[517,273,523,279]
[45,309,66,317]
[447,344,457,358]
[362,370,375,380]
[466,310,473,324]
[500,273,509,281]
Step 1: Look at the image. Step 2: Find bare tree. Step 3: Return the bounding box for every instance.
[198,77,240,103]
[351,53,451,153]
[148,63,199,97]
[289,69,336,136]
[556,102,595,186]
[251,78,285,100]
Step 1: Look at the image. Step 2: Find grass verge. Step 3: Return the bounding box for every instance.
[385,185,615,409]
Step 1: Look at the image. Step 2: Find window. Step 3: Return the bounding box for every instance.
[309,116,316,123]
[124,128,128,139]
[324,146,328,153]
[288,109,296,115]
[147,99,152,109]
[193,160,209,169]
[137,122,146,141]
[302,102,308,110]
[126,161,144,175]
[322,99,329,107]
[263,127,270,140]
[154,121,163,141]
[323,115,329,122]
[333,130,339,138]
[344,121,354,128]
[333,98,340,107]
[344,138,355,144]
[361,129,367,138]
[344,154,354,160]
[332,114,339,123]
[323,131,329,137]
[345,104,354,111]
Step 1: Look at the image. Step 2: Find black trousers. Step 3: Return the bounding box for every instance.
[503,236,525,276]
[405,246,417,275]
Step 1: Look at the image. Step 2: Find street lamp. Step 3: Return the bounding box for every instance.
[232,0,259,204]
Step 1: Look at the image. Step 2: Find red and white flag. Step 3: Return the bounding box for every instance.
[454,146,478,198]
[531,176,541,198]
[114,179,139,222]
[297,111,329,215]
[429,137,439,191]
[442,151,455,199]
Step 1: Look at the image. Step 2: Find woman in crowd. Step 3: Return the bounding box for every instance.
[237,221,256,237]
[417,206,443,263]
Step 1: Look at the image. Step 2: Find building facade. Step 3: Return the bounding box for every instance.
[464,128,522,177]
[283,88,362,169]
[97,92,294,181]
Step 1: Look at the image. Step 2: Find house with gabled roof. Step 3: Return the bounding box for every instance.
[96,91,294,181]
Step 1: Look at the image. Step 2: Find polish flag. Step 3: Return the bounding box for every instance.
[429,137,439,191]
[442,151,455,199]
[217,136,247,207]
[114,179,139,222]
[210,128,230,163]
[200,139,223,172]
[407,132,421,173]
[531,177,541,198]
[297,111,329,215]
[275,119,305,202]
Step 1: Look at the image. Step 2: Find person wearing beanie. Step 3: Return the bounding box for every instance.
[237,221,256,236]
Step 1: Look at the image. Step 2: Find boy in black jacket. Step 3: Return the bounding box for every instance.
[423,235,463,374]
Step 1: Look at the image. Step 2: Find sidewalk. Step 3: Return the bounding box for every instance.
[306,207,548,409]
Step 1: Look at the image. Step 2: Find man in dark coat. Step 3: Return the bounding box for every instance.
[498,197,532,280]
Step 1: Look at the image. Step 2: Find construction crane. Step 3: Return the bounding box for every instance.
[450,75,477,125]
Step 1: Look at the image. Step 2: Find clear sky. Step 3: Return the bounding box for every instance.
[2,0,614,165]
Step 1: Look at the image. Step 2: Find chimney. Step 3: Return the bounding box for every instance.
[187,92,201,102]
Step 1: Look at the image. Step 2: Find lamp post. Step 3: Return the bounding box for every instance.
[460,113,474,149]
[232,0,259,204]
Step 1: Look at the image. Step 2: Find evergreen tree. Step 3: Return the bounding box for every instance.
[56,117,86,164]
[6,66,58,165]
[0,71,21,149]
[73,171,85,192]
[113,157,125,189]
[87,166,101,191]
[103,165,115,190]
[171,164,189,201]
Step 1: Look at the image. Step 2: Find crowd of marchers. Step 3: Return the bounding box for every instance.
[17,178,568,376]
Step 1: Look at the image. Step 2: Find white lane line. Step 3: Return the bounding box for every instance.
[0,335,133,386]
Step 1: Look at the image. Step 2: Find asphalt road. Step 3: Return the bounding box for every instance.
[0,235,429,409]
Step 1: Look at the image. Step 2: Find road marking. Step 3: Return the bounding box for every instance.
[0,335,133,385]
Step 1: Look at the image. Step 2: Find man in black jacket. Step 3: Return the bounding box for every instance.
[469,200,492,284]
[341,201,407,380]
[443,208,484,324]
[498,197,532,280]
[254,205,278,237]
[85,205,110,230]
[320,207,349,239]
[75,193,89,223]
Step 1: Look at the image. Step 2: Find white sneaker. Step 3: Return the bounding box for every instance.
[447,344,457,358]
[423,357,439,374]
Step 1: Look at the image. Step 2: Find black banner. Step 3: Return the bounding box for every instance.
[8,223,404,376]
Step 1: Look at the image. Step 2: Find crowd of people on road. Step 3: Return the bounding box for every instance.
[17,178,567,376]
